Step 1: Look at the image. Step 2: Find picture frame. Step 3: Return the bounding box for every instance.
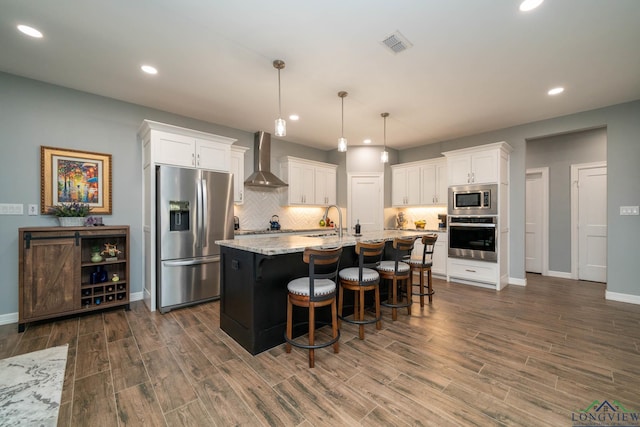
[41,146,112,214]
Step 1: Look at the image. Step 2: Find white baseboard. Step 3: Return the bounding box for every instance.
[606,291,640,305]
[0,312,18,326]
[509,277,527,286]
[547,270,573,279]
[0,291,145,326]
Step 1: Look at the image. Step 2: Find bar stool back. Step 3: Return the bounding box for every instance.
[406,234,438,306]
[338,241,385,340]
[377,237,416,320]
[285,246,343,368]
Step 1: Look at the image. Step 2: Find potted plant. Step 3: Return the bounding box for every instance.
[47,202,92,226]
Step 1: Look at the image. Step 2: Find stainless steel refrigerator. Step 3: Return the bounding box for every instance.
[156,165,234,313]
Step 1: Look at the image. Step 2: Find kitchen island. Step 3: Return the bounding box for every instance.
[215,230,425,354]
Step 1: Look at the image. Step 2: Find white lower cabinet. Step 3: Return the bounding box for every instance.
[447,258,498,287]
[411,232,447,276]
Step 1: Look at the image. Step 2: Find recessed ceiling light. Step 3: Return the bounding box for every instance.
[141,65,158,75]
[520,0,544,12]
[363,139,372,144]
[548,87,564,96]
[289,114,299,121]
[17,24,43,38]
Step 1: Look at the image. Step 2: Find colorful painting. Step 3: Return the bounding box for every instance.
[41,146,112,214]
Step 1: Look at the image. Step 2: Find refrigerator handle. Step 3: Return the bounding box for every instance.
[201,178,208,247]
[196,178,203,248]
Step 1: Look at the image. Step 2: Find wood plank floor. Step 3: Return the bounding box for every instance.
[2,273,640,426]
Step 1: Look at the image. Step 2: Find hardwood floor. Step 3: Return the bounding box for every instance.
[2,273,640,426]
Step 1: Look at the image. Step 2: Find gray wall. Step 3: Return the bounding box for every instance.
[0,72,328,318]
[1,70,639,318]
[401,100,640,296]
[526,128,607,273]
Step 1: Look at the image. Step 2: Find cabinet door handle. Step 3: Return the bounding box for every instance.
[192,153,195,166]
[197,153,201,166]
[239,191,243,201]
[465,269,477,273]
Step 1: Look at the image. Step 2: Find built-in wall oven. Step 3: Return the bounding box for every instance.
[448,216,497,262]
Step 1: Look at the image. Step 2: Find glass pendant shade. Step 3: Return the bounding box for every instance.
[273,60,286,137]
[338,137,347,152]
[275,118,286,137]
[380,112,389,163]
[380,150,389,163]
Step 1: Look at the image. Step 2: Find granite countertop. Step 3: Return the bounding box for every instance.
[216,229,428,256]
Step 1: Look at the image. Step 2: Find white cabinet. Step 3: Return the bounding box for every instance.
[280,157,337,206]
[230,146,249,204]
[443,142,511,185]
[315,165,337,205]
[420,159,447,205]
[446,148,500,185]
[391,164,421,206]
[145,122,235,173]
[412,232,447,276]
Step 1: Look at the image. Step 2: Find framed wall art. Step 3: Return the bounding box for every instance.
[41,146,112,214]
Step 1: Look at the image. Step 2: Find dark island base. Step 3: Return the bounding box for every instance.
[220,244,395,355]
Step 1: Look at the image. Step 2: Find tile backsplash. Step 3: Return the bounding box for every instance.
[233,187,337,231]
[234,187,447,232]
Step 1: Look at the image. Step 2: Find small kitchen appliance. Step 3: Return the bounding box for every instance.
[269,215,281,230]
[448,184,497,216]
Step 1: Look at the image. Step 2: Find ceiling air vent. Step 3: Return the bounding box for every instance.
[381,31,413,54]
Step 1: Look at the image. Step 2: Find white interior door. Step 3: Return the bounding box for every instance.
[525,170,544,273]
[575,165,607,282]
[348,173,383,232]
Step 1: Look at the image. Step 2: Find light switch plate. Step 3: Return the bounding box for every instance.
[28,204,38,215]
[0,203,24,215]
[620,206,639,216]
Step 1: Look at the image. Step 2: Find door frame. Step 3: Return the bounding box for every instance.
[525,167,549,276]
[347,172,384,231]
[570,161,607,280]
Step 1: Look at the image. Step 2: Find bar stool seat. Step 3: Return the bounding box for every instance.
[285,246,342,368]
[377,237,416,320]
[407,234,438,306]
[338,241,385,340]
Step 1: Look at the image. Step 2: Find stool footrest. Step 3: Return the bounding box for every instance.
[381,300,412,309]
[338,312,382,326]
[284,321,340,350]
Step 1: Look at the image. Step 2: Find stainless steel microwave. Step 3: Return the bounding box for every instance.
[448,184,497,216]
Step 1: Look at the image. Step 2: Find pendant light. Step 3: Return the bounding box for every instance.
[380,112,389,163]
[273,59,286,137]
[337,91,348,152]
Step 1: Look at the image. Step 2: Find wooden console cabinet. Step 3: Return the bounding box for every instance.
[18,226,130,332]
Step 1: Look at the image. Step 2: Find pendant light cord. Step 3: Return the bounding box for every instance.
[278,68,282,118]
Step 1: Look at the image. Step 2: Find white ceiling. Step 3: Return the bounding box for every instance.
[1,0,639,150]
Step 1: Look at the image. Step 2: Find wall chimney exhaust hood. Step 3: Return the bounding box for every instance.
[244,131,288,188]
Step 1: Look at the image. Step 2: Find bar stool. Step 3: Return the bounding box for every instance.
[406,234,438,306]
[338,241,385,340]
[285,246,343,368]
[377,237,415,320]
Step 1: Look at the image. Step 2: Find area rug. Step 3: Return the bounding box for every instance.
[0,345,68,427]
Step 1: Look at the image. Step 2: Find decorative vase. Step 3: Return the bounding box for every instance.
[91,252,103,263]
[58,217,86,227]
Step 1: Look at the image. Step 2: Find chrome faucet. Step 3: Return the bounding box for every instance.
[323,204,343,238]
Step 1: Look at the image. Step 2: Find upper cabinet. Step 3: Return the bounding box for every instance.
[391,158,447,207]
[230,146,249,204]
[141,120,236,173]
[391,164,421,206]
[420,159,448,205]
[280,156,337,206]
[444,143,511,186]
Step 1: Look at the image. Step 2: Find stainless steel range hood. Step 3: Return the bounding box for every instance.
[244,131,288,188]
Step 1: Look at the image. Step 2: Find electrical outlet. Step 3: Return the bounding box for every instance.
[28,204,38,215]
[620,206,639,216]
